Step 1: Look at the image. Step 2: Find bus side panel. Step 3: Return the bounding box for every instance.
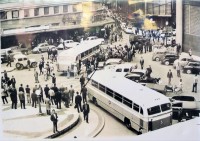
[110,100,126,122]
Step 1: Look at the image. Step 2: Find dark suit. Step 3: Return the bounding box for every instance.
[55,91,62,109]
[19,86,24,93]
[10,88,17,109]
[50,113,58,133]
[31,92,37,108]
[11,78,16,88]
[75,95,82,113]
[82,103,90,123]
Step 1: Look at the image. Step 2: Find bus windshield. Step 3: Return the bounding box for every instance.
[161,103,171,112]
[148,105,161,115]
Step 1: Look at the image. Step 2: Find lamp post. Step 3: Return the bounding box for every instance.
[36,89,42,115]
[165,21,169,46]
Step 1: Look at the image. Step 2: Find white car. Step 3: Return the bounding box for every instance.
[82,36,104,44]
[124,27,134,34]
[57,40,79,50]
[32,43,56,53]
[14,54,37,70]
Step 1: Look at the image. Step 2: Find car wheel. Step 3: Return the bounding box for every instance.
[186,69,192,74]
[31,62,37,68]
[124,118,131,129]
[16,63,23,70]
[165,61,170,65]
[155,57,160,61]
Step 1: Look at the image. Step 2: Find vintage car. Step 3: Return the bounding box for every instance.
[32,43,56,53]
[13,54,37,70]
[57,40,80,50]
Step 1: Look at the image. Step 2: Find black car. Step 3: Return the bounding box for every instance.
[183,61,200,74]
[161,54,179,65]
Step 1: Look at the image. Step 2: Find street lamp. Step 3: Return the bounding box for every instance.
[36,89,43,115]
[165,21,169,46]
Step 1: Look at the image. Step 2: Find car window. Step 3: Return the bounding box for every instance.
[181,58,186,61]
[18,58,23,61]
[116,68,122,72]
[24,58,27,61]
[124,68,129,72]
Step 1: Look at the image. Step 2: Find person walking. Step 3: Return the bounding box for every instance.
[80,75,85,89]
[1,88,8,104]
[44,84,50,99]
[192,74,198,93]
[140,57,144,70]
[50,109,58,133]
[6,54,12,67]
[82,101,90,123]
[25,85,31,104]
[45,97,51,115]
[34,69,39,83]
[63,87,70,108]
[38,84,44,103]
[10,76,16,88]
[167,69,173,85]
[18,90,26,109]
[49,87,55,105]
[39,62,43,75]
[27,59,31,71]
[176,62,181,78]
[31,90,37,108]
[51,73,56,85]
[55,89,62,109]
[81,85,87,103]
[75,92,82,113]
[69,85,75,105]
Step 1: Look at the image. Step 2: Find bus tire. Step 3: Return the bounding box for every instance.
[124,118,131,129]
[92,97,98,106]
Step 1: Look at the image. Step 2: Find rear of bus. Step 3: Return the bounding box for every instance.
[57,53,76,72]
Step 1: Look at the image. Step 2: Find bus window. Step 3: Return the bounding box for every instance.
[88,48,93,54]
[99,83,105,92]
[84,50,89,56]
[114,92,122,102]
[124,68,129,72]
[123,97,132,108]
[106,87,113,97]
[116,69,122,72]
[140,107,143,115]
[133,103,139,112]
[91,80,98,88]
[148,106,161,115]
[161,103,171,112]
[81,53,84,58]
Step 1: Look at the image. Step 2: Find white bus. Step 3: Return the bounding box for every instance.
[87,70,172,134]
[57,41,101,72]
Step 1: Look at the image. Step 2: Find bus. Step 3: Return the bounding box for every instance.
[87,70,172,134]
[57,41,101,72]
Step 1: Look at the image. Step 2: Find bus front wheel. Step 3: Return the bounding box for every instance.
[92,97,98,106]
[124,118,131,129]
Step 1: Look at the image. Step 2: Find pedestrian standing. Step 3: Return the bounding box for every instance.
[176,62,181,78]
[3,70,8,83]
[38,84,44,103]
[192,74,198,93]
[43,68,48,81]
[67,66,70,79]
[39,62,43,75]
[63,87,70,108]
[49,88,55,105]
[74,65,78,79]
[1,88,8,104]
[44,84,50,98]
[75,92,82,113]
[80,75,85,89]
[177,44,181,55]
[167,69,173,85]
[45,97,51,115]
[27,59,31,71]
[6,54,12,67]
[25,85,31,103]
[19,84,25,93]
[188,48,192,56]
[18,90,26,109]
[10,76,16,88]
[50,109,58,133]
[34,69,39,83]
[51,73,56,85]
[69,85,75,105]
[82,101,90,123]
[10,86,17,109]
[31,90,37,108]
[55,89,62,109]
[140,57,144,70]
[81,85,87,103]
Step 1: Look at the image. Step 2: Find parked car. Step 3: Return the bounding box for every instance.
[160,54,179,65]
[130,69,146,77]
[170,96,199,121]
[152,50,176,61]
[98,58,123,69]
[144,83,167,95]
[13,54,37,70]
[1,48,22,63]
[182,61,200,74]
[32,43,56,53]
[82,36,105,44]
[57,40,79,50]
[105,63,137,73]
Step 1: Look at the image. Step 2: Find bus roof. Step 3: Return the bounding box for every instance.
[89,70,170,108]
[58,40,101,58]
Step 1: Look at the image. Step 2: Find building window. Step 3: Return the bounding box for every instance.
[24,9,29,17]
[73,5,78,12]
[44,7,49,15]
[12,10,19,18]
[54,6,59,14]
[34,8,39,16]
[0,11,7,19]
[63,5,68,13]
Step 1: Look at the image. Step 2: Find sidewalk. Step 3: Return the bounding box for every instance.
[1,102,104,140]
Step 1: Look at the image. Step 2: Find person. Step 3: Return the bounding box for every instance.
[39,62,43,75]
[38,84,44,103]
[69,85,75,105]
[81,85,87,103]
[45,97,51,115]
[75,92,82,113]
[51,73,56,85]
[140,57,144,70]
[82,101,90,123]
[67,66,71,79]
[10,86,17,109]
[176,62,181,78]
[167,69,173,85]
[63,87,70,108]
[1,88,8,104]
[80,75,85,88]
[19,84,25,93]
[34,69,39,83]
[174,79,183,94]
[44,84,50,99]
[177,44,181,55]
[192,74,198,93]
[6,54,12,67]
[18,90,26,109]
[188,48,192,56]
[50,109,58,133]
[74,65,78,79]
[55,89,62,109]
[146,65,152,78]
[3,70,8,83]
[27,59,31,71]
[25,85,31,103]
[31,90,37,108]
[10,76,16,88]
[49,87,55,105]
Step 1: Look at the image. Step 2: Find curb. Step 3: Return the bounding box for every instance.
[45,114,80,139]
[88,108,105,138]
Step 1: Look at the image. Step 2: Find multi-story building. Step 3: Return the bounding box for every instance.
[0,0,113,48]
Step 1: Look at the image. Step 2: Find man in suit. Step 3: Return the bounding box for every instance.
[167,69,173,85]
[55,89,62,109]
[10,76,16,88]
[140,57,144,70]
[19,84,24,93]
[18,90,26,109]
[31,90,37,108]
[10,86,17,109]
[75,92,82,113]
[81,85,87,103]
[50,109,58,133]
[82,101,90,123]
